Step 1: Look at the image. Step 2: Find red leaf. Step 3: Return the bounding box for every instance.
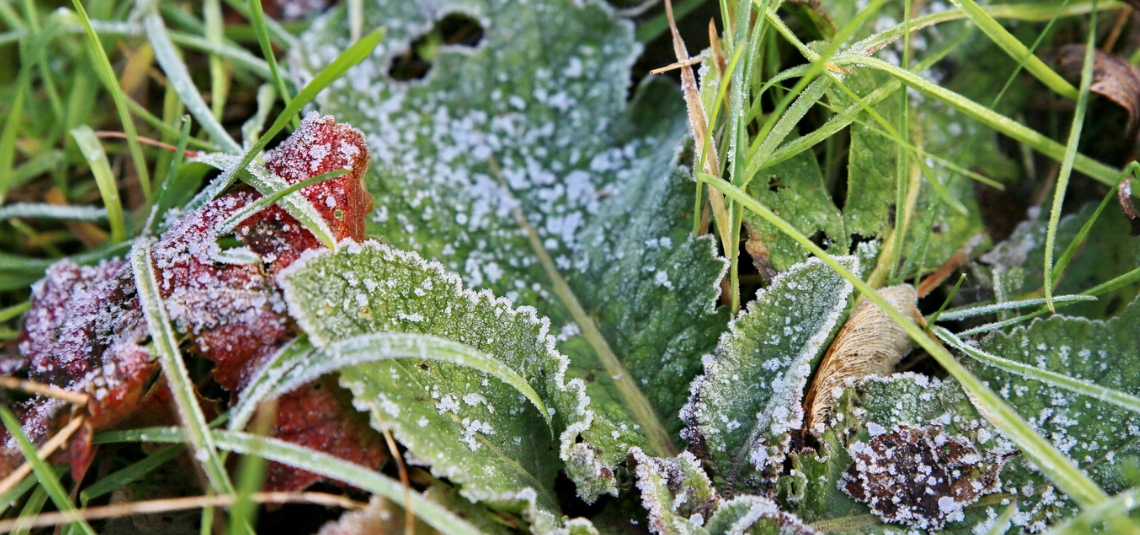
[5,113,385,493]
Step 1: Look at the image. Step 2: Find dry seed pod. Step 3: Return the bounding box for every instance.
[803,284,919,433]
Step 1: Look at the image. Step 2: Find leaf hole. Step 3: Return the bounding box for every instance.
[808,230,832,251]
[767,176,787,193]
[388,13,486,81]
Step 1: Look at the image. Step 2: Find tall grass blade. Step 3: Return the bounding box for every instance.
[951,0,1078,99]
[1044,16,1097,311]
[246,0,296,129]
[144,11,242,154]
[71,0,153,204]
[130,239,233,494]
[70,126,126,243]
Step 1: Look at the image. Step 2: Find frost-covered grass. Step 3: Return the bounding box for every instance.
[3,0,1140,533]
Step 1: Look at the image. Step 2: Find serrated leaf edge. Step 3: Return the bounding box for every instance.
[277,240,619,529]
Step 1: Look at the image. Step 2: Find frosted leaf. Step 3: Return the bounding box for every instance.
[631,448,718,535]
[292,0,728,448]
[981,203,1140,320]
[7,259,154,478]
[630,448,818,535]
[279,241,632,533]
[966,294,1140,528]
[841,426,1011,531]
[700,495,818,535]
[681,256,857,491]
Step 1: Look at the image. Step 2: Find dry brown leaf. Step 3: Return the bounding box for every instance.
[803,285,918,433]
[842,426,1014,531]
[1054,44,1140,133]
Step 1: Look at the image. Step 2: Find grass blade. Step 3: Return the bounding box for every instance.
[951,0,1078,99]
[857,57,1120,187]
[1044,18,1097,311]
[79,445,184,504]
[130,239,233,494]
[935,326,1140,415]
[95,427,488,535]
[70,0,152,204]
[0,203,107,222]
[0,70,26,205]
[1052,161,1139,291]
[958,265,1140,337]
[240,84,276,147]
[1046,486,1140,534]
[204,0,228,120]
[143,11,242,154]
[933,295,1097,322]
[70,126,126,243]
[229,337,315,432]
[0,406,97,535]
[246,0,295,129]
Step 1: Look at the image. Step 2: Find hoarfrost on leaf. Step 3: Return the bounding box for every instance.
[279,241,628,532]
[681,256,857,492]
[292,0,729,455]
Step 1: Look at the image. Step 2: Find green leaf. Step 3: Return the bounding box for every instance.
[681,255,857,491]
[279,241,631,532]
[742,135,847,271]
[70,126,126,243]
[631,448,716,535]
[294,0,729,453]
[982,203,1140,320]
[968,295,1140,528]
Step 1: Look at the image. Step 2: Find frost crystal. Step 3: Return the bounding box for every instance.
[842,426,1013,530]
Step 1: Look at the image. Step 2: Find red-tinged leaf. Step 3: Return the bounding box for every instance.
[5,114,384,493]
[237,113,372,272]
[263,376,388,491]
[3,259,159,475]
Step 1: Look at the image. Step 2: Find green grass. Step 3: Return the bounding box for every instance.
[2,0,1140,533]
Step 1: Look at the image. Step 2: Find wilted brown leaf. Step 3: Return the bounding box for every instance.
[803,285,918,433]
[1054,44,1140,133]
[842,426,1015,531]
